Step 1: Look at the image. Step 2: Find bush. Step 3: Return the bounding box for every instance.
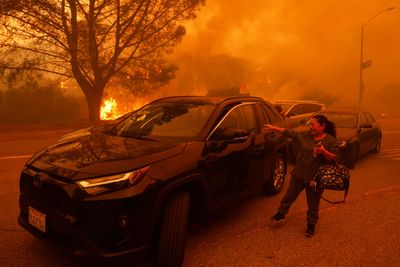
[0,85,87,124]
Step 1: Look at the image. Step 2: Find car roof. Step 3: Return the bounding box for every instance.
[150,95,266,105]
[316,109,362,115]
[274,100,324,105]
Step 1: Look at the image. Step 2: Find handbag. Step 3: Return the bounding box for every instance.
[314,161,350,204]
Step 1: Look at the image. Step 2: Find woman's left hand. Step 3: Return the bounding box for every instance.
[314,144,326,155]
[315,145,337,160]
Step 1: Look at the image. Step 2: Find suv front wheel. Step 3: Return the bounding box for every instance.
[157,191,191,267]
[263,153,286,195]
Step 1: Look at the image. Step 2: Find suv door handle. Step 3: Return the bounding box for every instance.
[267,131,279,138]
[253,145,265,154]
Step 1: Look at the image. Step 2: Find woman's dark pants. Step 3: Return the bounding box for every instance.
[277,175,322,224]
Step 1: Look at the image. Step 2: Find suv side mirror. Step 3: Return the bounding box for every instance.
[208,128,249,153]
[212,127,249,142]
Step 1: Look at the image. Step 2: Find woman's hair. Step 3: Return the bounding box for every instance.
[313,114,336,138]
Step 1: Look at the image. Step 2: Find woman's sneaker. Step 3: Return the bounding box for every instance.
[305,223,315,237]
[270,212,286,225]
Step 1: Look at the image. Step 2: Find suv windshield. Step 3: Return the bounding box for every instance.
[111,102,216,138]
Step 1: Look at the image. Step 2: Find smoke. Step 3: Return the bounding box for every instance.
[163,0,400,115]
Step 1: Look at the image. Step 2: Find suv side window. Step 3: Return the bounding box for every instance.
[260,103,281,123]
[212,104,257,137]
[238,104,257,132]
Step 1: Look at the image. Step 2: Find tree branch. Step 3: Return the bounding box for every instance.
[1,65,74,78]
[0,43,69,62]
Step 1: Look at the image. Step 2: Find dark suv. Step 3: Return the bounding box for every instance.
[18,96,288,266]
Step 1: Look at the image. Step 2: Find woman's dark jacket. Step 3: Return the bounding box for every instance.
[283,128,339,183]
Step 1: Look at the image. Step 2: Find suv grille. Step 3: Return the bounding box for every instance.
[20,172,76,214]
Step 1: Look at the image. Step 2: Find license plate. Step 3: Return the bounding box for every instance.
[28,207,46,233]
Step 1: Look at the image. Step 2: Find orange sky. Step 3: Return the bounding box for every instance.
[162,0,400,113]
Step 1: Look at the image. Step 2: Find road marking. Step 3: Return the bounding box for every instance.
[0,155,32,160]
[380,152,400,156]
[363,184,400,195]
[382,130,400,134]
[379,157,400,161]
[378,148,400,160]
[380,148,400,152]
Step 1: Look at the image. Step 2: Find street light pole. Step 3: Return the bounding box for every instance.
[358,7,395,109]
[359,26,364,109]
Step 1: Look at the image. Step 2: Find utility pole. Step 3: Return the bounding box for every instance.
[358,7,395,109]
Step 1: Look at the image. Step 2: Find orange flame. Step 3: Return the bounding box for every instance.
[100,97,120,120]
[100,96,151,121]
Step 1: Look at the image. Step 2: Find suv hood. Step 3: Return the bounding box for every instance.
[27,131,186,180]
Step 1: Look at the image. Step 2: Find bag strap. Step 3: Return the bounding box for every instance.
[318,159,350,204]
[320,187,349,204]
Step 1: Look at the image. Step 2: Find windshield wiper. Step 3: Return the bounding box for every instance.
[101,129,115,135]
[120,134,157,141]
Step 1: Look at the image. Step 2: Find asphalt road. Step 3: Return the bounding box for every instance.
[1,119,400,266]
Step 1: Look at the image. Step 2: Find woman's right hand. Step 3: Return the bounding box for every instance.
[264,124,285,133]
[264,124,274,130]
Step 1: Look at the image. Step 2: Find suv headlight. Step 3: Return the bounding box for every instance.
[77,165,151,196]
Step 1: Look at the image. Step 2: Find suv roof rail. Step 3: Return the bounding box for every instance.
[275,100,324,104]
[148,95,265,105]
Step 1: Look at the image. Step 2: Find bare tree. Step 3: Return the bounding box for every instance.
[0,0,204,122]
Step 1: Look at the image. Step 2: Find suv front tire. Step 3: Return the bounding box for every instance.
[263,153,286,195]
[157,191,191,267]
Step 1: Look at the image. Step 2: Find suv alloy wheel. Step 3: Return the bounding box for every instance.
[263,153,286,195]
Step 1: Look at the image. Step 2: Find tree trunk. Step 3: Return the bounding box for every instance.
[85,91,103,124]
